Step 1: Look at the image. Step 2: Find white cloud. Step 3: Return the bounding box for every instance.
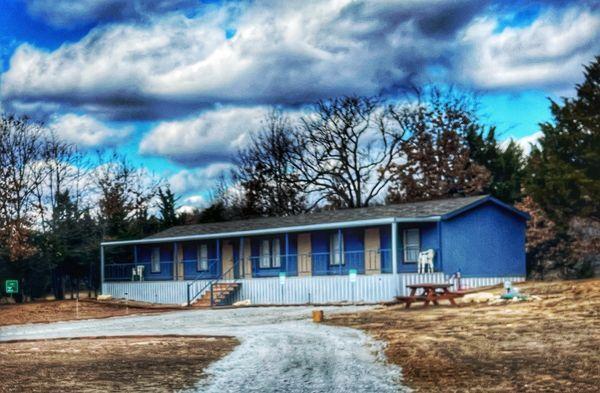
[139,107,265,165]
[501,131,543,155]
[1,0,485,119]
[49,113,132,148]
[177,194,209,213]
[459,8,600,90]
[168,162,233,195]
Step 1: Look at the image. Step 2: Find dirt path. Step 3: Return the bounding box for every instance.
[328,279,600,392]
[0,306,406,392]
[0,336,237,393]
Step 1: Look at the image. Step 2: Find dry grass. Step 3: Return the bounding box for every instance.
[328,279,600,392]
[0,335,238,393]
[0,299,183,326]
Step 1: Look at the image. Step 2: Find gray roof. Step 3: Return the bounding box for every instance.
[145,195,491,240]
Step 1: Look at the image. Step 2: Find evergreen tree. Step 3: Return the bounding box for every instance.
[157,186,180,229]
[466,127,526,204]
[42,190,99,299]
[526,56,600,228]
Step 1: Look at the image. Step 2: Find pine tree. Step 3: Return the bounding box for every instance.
[42,190,99,299]
[466,127,526,204]
[526,56,600,228]
[157,187,180,229]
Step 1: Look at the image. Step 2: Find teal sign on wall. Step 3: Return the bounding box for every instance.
[349,269,357,283]
[5,280,19,294]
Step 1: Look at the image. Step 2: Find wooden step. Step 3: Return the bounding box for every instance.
[191,282,241,307]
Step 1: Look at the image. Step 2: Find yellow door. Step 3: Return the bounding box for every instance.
[222,241,234,279]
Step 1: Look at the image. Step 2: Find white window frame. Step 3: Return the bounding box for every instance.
[403,228,420,263]
[329,232,345,266]
[259,239,271,268]
[197,243,209,271]
[272,238,281,268]
[151,247,161,273]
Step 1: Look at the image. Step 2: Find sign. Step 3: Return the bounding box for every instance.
[5,280,19,294]
[279,272,286,285]
[349,269,357,283]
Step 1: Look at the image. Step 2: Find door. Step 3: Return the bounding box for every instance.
[222,241,234,279]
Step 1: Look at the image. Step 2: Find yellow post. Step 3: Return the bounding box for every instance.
[312,309,324,323]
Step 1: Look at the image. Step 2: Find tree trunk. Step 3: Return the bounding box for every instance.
[69,276,74,300]
[76,277,80,300]
[59,274,66,300]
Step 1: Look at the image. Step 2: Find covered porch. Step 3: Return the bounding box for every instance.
[101,219,443,283]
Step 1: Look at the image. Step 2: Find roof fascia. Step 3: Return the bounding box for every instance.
[101,215,441,247]
[441,196,530,221]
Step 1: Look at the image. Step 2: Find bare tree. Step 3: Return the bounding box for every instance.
[0,116,48,263]
[291,96,408,209]
[386,88,490,203]
[233,110,306,217]
[95,152,162,239]
[33,132,91,232]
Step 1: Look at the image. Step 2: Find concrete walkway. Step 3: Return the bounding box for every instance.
[0,306,408,392]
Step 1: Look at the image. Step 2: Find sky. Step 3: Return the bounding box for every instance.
[0,0,599,210]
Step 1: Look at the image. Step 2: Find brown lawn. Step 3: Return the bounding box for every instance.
[328,279,600,393]
[0,299,183,326]
[0,335,238,393]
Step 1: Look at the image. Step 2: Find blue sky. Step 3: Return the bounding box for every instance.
[1,0,598,209]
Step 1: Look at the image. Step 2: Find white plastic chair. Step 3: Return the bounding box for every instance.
[418,249,435,274]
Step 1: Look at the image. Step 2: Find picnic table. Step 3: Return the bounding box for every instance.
[396,283,463,308]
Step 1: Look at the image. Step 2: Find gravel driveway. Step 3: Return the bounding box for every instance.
[0,306,407,392]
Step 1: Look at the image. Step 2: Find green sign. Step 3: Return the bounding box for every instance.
[5,280,19,294]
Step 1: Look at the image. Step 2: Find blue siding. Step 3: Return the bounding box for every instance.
[379,223,440,273]
[311,228,365,275]
[343,228,365,273]
[250,234,297,277]
[286,234,298,275]
[380,226,392,273]
[137,244,174,280]
[441,201,526,277]
[182,240,219,279]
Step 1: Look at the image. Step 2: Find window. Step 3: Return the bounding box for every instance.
[403,228,420,263]
[260,239,271,268]
[151,247,161,272]
[197,244,208,271]
[272,238,281,268]
[258,238,282,269]
[330,232,344,265]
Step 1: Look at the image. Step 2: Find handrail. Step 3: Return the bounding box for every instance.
[183,258,221,283]
[187,259,239,306]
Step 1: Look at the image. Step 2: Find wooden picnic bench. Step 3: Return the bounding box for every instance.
[396,283,463,308]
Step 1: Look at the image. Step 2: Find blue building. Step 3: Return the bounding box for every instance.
[100,195,528,305]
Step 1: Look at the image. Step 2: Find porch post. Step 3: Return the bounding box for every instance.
[391,221,398,294]
[285,233,289,273]
[133,245,138,264]
[437,221,443,272]
[100,245,105,293]
[240,237,245,277]
[216,239,221,276]
[173,242,178,281]
[338,228,343,275]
